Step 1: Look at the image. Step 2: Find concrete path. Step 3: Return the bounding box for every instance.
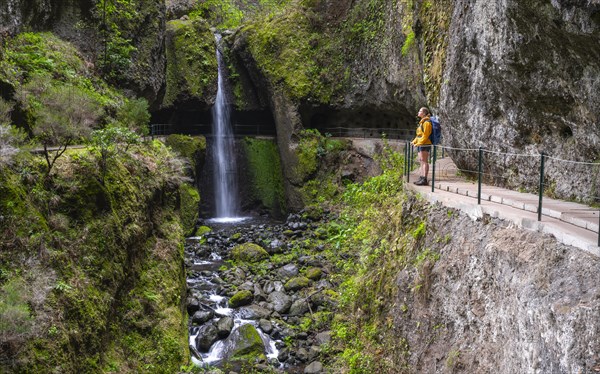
[406,157,600,257]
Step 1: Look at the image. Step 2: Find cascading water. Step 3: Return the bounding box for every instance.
[211,34,241,222]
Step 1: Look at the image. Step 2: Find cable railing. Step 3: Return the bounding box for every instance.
[149,123,277,137]
[149,124,415,140]
[403,141,600,246]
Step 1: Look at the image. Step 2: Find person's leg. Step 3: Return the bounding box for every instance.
[421,150,429,179]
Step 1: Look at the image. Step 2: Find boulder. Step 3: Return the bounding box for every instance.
[268,291,292,314]
[231,243,270,263]
[229,290,253,308]
[237,304,272,320]
[195,324,219,352]
[191,309,214,325]
[221,324,266,361]
[216,316,235,338]
[278,263,299,278]
[304,361,323,374]
[289,299,309,316]
[285,276,311,291]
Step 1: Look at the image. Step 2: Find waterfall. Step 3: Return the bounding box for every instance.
[211,34,240,221]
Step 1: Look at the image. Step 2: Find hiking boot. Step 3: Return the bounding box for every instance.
[414,177,428,186]
[413,176,424,185]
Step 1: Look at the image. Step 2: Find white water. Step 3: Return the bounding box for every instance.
[211,34,241,219]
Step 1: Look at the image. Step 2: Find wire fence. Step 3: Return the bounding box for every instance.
[404,142,600,246]
[149,124,415,140]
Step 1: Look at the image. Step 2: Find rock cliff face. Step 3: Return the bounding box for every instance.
[440,0,600,202]
[0,0,167,106]
[0,0,94,36]
[395,196,600,373]
[231,0,599,204]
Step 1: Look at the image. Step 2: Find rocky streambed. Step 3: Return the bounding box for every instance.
[184,211,336,373]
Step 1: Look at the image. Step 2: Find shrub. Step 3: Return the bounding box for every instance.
[0,278,34,352]
[0,98,21,166]
[116,98,150,136]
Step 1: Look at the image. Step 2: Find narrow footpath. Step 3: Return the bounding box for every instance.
[407,157,600,257]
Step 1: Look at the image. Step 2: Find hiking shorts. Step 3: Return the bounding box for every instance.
[417,146,431,152]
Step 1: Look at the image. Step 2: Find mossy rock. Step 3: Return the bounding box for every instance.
[164,134,206,175]
[231,324,265,359]
[231,232,242,241]
[195,225,211,236]
[302,205,324,221]
[241,138,286,216]
[284,276,311,291]
[165,134,206,160]
[304,267,323,281]
[231,243,269,263]
[315,227,329,239]
[229,290,253,308]
[163,17,217,108]
[178,183,200,235]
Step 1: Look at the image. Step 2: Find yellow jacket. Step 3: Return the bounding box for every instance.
[412,116,432,146]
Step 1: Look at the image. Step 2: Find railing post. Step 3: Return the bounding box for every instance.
[408,143,412,183]
[431,145,437,192]
[538,152,545,221]
[404,142,408,181]
[478,147,483,205]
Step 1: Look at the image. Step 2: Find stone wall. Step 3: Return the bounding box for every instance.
[397,197,600,373]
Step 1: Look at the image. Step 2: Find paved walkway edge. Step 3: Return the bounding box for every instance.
[406,183,600,258]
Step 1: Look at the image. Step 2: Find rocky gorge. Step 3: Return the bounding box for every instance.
[1,0,599,373]
[184,213,336,372]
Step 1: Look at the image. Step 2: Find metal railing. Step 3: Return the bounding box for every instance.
[149,124,415,140]
[404,141,600,246]
[149,123,277,137]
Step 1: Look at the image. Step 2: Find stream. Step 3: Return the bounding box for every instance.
[183,213,333,373]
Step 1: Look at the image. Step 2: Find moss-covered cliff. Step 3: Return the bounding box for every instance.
[0,141,196,373]
[162,17,217,111]
[0,0,167,106]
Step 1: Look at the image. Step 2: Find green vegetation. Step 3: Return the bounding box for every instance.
[163,17,217,108]
[93,0,165,86]
[242,138,286,215]
[231,243,270,263]
[0,32,151,149]
[0,140,190,372]
[0,28,192,371]
[296,129,348,181]
[242,3,348,102]
[293,141,441,373]
[419,0,454,106]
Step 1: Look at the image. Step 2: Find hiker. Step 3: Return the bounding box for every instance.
[411,107,432,186]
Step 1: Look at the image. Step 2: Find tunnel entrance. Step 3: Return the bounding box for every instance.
[150,108,276,137]
[299,104,416,140]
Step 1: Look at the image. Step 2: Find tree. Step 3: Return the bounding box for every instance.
[22,81,101,176]
[89,125,141,184]
[117,97,150,136]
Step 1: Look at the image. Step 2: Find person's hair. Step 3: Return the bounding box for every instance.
[420,107,430,116]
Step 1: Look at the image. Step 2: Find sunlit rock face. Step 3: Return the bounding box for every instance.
[440,0,600,201]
